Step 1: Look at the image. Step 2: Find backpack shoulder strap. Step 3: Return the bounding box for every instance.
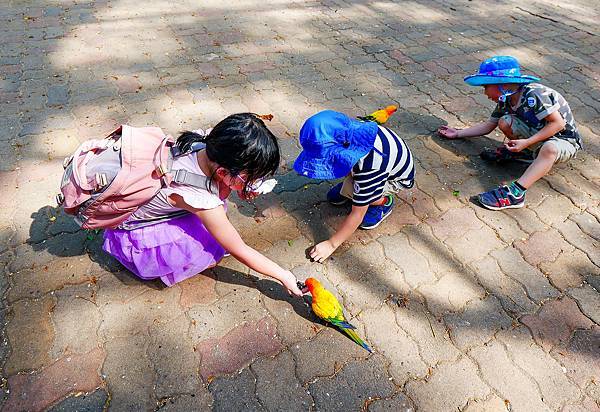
[170,168,209,188]
[167,130,209,188]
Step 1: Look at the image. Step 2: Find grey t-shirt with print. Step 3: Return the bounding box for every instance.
[489,83,582,148]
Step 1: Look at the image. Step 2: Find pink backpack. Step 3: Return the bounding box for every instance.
[58,125,208,229]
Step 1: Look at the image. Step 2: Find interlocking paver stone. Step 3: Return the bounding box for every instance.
[50,283,101,359]
[48,389,109,412]
[252,350,312,411]
[427,207,483,241]
[394,299,462,366]
[361,305,427,384]
[491,246,560,302]
[498,326,581,409]
[568,284,600,325]
[445,295,513,350]
[308,356,394,412]
[5,348,104,412]
[540,249,598,291]
[148,314,202,398]
[209,368,263,412]
[444,225,505,263]
[291,326,369,384]
[556,219,600,267]
[102,335,154,411]
[463,395,509,412]
[6,295,55,374]
[514,229,574,267]
[522,296,594,351]
[470,340,550,412]
[379,232,436,289]
[551,326,600,399]
[419,271,486,317]
[406,356,490,411]
[197,316,283,380]
[367,393,414,412]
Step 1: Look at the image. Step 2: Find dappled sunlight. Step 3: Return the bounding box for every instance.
[1,0,599,409]
[371,1,449,23]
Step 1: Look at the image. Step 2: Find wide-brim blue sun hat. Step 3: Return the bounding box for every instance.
[464,55,540,86]
[294,110,378,180]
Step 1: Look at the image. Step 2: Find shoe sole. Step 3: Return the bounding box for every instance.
[478,199,525,211]
[328,199,349,206]
[480,154,534,164]
[360,208,393,230]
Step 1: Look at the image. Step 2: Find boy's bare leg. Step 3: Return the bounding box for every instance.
[498,117,515,139]
[516,142,557,188]
[369,197,387,206]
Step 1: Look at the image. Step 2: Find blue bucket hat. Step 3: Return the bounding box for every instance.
[464,56,540,86]
[294,110,378,180]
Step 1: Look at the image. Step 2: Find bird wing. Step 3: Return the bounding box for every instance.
[357,115,375,122]
[312,288,346,323]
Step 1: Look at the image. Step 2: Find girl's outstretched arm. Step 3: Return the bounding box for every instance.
[169,193,303,297]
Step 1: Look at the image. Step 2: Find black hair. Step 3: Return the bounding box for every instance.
[177,113,280,195]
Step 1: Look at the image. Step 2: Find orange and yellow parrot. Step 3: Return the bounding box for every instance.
[357,105,397,125]
[302,277,372,353]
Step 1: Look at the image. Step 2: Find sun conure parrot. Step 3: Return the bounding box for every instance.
[357,105,397,125]
[301,277,372,353]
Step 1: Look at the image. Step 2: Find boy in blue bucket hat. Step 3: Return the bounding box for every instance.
[438,56,582,210]
[294,110,415,262]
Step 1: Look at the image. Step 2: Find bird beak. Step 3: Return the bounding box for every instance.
[297,281,309,294]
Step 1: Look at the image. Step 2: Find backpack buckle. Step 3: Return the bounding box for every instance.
[95,173,108,189]
[62,156,72,169]
[156,164,167,177]
[172,169,187,184]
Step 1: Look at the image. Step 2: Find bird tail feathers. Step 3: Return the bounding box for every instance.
[342,328,373,353]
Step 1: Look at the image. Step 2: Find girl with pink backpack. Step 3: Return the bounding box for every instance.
[100,113,304,296]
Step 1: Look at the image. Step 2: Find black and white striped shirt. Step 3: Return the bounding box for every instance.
[351,126,415,206]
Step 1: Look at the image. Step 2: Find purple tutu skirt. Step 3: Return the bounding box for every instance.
[103,213,226,287]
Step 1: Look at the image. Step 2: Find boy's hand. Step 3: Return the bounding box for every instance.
[438,125,460,139]
[310,240,337,263]
[505,139,530,153]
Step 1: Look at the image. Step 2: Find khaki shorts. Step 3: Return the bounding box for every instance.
[339,175,414,201]
[500,114,579,164]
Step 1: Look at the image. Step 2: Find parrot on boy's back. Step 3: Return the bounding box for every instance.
[301,277,372,353]
[357,105,397,125]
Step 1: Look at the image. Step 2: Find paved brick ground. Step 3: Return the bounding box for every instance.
[1,0,599,411]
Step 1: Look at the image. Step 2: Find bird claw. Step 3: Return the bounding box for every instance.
[296,281,306,290]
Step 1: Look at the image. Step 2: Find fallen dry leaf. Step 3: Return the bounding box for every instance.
[257,114,274,121]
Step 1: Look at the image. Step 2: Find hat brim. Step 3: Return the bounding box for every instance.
[464,74,540,86]
[294,147,367,180]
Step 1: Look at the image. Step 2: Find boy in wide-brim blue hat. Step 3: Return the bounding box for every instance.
[294,110,415,262]
[438,56,582,211]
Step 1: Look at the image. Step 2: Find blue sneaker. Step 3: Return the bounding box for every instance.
[478,185,525,210]
[360,196,394,229]
[327,182,349,206]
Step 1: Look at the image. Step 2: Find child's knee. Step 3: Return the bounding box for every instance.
[498,115,514,137]
[539,141,559,159]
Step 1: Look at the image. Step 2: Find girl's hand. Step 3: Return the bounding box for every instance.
[505,139,529,153]
[310,240,336,263]
[279,270,304,297]
[438,125,460,139]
